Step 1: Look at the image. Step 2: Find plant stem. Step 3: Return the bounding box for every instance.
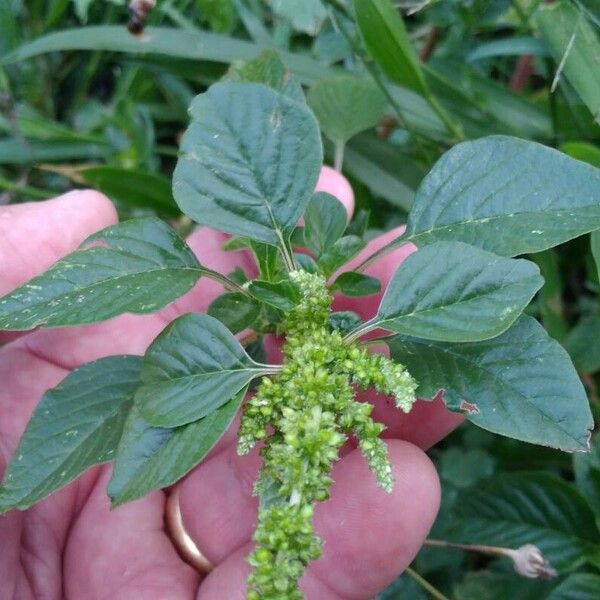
[334,141,345,172]
[200,268,252,297]
[0,175,52,199]
[342,320,376,344]
[405,567,450,600]
[424,538,513,558]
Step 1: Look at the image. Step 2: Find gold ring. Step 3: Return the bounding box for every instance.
[165,485,214,574]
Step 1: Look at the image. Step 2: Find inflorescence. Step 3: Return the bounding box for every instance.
[238,270,417,599]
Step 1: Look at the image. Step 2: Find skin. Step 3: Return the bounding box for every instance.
[0,168,463,600]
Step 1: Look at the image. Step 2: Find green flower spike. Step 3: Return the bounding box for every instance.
[238,270,417,599]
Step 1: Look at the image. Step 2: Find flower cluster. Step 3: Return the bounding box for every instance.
[238,270,417,598]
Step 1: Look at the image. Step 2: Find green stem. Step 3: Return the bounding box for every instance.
[200,267,252,297]
[342,320,377,344]
[405,567,450,600]
[0,176,53,199]
[334,141,345,172]
[426,93,464,142]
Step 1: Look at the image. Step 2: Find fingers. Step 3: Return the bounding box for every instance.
[63,468,198,599]
[316,166,354,218]
[188,440,440,599]
[0,190,117,296]
[0,191,117,344]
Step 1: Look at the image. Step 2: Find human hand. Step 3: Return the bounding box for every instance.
[0,169,462,599]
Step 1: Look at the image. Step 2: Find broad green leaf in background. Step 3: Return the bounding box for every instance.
[0,218,202,330]
[547,574,600,599]
[78,166,179,217]
[227,49,304,103]
[379,136,600,261]
[372,242,543,342]
[267,0,327,35]
[448,472,600,571]
[387,316,593,451]
[438,447,495,489]
[453,570,560,600]
[331,272,380,296]
[352,0,428,97]
[536,1,600,123]
[0,356,142,513]
[574,435,600,523]
[307,75,387,147]
[208,292,261,333]
[249,279,301,311]
[343,132,425,212]
[173,82,322,247]
[303,191,348,257]
[108,388,245,506]
[564,316,600,374]
[135,313,268,428]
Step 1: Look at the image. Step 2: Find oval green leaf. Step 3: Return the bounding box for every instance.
[401,136,600,257]
[307,75,387,145]
[374,241,543,342]
[0,217,202,330]
[173,81,322,246]
[387,315,593,451]
[0,356,142,513]
[135,313,267,428]
[304,191,348,257]
[448,472,600,570]
[108,388,245,507]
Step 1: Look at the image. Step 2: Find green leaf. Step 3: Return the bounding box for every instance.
[328,310,362,334]
[2,26,333,84]
[438,448,495,489]
[0,356,142,513]
[352,0,428,97]
[374,242,543,342]
[573,434,600,522]
[0,217,201,330]
[304,192,348,257]
[79,166,179,217]
[227,49,304,103]
[249,240,285,282]
[391,136,600,258]
[318,235,365,277]
[454,570,557,600]
[548,574,600,600]
[208,292,261,333]
[560,142,600,168]
[249,279,302,311]
[536,2,600,123]
[467,37,549,62]
[307,75,387,145]
[387,316,593,451]
[135,313,266,428]
[343,133,424,212]
[173,81,322,246]
[448,472,600,571]
[108,388,245,506]
[564,316,600,373]
[267,0,326,35]
[331,272,380,296]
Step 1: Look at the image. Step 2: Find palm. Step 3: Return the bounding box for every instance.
[0,170,461,599]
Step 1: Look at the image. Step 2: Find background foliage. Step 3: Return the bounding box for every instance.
[1,0,599,597]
